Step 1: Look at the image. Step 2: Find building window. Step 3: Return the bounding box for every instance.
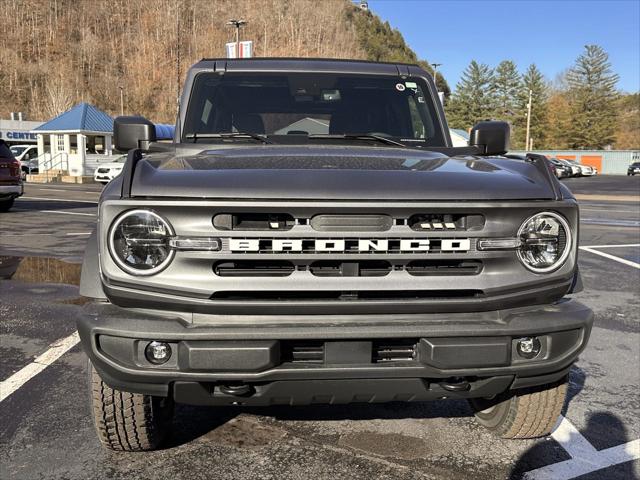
[57,135,65,152]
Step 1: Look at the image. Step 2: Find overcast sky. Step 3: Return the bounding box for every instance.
[369,0,640,93]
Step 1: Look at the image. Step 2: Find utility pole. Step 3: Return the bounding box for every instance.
[227,19,247,58]
[119,86,124,116]
[430,63,442,90]
[525,89,533,152]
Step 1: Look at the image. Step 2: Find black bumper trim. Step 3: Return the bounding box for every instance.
[78,299,593,400]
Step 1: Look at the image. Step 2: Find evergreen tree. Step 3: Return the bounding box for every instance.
[493,60,521,119]
[513,64,548,149]
[565,45,619,149]
[546,91,572,149]
[447,60,496,130]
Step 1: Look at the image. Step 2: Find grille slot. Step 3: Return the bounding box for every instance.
[210,290,483,301]
[310,214,393,232]
[282,341,324,363]
[213,213,295,231]
[214,261,294,277]
[408,214,485,231]
[406,260,483,276]
[309,261,391,277]
[373,340,417,363]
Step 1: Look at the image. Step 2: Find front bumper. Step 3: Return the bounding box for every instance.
[77,299,593,406]
[0,184,23,199]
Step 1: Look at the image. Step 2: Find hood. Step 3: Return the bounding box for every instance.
[130,145,556,201]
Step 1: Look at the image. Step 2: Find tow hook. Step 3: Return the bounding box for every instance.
[219,384,254,397]
[439,378,471,392]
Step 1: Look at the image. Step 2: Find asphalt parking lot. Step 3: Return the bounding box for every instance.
[1,176,639,480]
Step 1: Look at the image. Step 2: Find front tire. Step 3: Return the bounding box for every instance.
[469,376,567,439]
[89,362,173,451]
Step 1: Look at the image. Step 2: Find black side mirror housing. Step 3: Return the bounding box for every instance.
[114,116,156,151]
[469,121,510,156]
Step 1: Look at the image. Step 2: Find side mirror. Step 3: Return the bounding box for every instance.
[114,116,156,151]
[469,121,510,156]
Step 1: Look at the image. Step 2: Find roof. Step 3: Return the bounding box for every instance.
[191,58,423,76]
[34,103,113,133]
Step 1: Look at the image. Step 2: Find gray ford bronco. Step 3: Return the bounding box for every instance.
[78,58,593,451]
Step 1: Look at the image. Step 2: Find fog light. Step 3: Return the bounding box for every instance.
[145,341,171,364]
[516,337,541,359]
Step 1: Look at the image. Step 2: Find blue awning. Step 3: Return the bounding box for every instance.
[155,124,175,140]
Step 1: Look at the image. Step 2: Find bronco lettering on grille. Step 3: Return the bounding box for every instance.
[228,238,471,253]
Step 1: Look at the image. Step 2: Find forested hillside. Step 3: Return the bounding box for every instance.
[1,0,446,123]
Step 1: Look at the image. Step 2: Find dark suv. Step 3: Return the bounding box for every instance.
[0,140,23,212]
[77,59,593,451]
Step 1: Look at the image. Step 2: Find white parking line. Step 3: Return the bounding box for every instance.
[523,416,640,479]
[0,331,80,403]
[581,243,640,249]
[40,210,96,217]
[19,196,98,204]
[579,246,640,269]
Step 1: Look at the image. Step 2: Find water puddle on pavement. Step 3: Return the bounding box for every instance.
[0,256,81,285]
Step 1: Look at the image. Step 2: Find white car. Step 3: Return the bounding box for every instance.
[10,144,39,179]
[94,155,126,184]
[565,160,597,176]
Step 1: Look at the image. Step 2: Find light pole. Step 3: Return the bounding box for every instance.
[119,86,124,116]
[227,19,247,58]
[525,89,533,151]
[430,63,442,90]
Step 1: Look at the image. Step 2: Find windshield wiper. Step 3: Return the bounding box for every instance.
[308,133,407,148]
[185,132,272,144]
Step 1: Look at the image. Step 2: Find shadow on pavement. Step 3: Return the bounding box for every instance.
[510,411,638,479]
[166,397,474,449]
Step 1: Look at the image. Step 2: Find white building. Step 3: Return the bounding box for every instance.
[32,103,114,177]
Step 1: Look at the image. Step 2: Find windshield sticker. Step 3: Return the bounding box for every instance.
[405,81,418,89]
[395,83,406,92]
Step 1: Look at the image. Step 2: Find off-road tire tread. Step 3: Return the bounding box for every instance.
[472,377,567,439]
[90,364,170,451]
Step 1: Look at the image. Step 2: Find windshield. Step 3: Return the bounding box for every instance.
[10,146,27,156]
[183,72,445,146]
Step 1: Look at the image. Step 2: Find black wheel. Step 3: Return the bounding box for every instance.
[0,198,15,212]
[89,361,173,451]
[469,375,567,439]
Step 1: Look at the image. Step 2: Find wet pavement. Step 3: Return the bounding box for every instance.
[0,179,639,479]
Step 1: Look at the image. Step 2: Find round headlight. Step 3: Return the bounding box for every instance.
[517,212,571,273]
[108,210,175,275]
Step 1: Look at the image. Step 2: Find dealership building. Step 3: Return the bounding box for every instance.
[0,113,43,144]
